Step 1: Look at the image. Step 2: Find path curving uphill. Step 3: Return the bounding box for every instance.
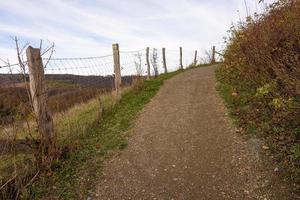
[95,66,293,200]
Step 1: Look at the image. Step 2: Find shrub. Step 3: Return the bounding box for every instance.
[216,0,300,186]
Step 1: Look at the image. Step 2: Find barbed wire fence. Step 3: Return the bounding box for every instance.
[0,42,216,198]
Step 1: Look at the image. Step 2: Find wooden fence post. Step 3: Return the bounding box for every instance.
[211,46,216,64]
[146,47,151,79]
[179,47,183,69]
[26,46,54,151]
[112,43,122,102]
[194,50,198,66]
[162,48,167,73]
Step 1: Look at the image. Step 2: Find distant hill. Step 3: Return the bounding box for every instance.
[0,73,141,124]
[0,73,136,89]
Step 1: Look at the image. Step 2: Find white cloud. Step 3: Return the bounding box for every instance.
[0,0,276,65]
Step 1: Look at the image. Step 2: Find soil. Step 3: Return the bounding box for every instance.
[94,66,295,200]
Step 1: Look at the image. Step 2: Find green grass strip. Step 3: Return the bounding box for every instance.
[28,70,182,199]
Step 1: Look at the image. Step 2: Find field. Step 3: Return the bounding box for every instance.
[0,68,182,199]
[0,74,138,125]
[0,72,146,198]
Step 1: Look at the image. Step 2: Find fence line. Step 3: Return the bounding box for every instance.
[0,43,218,138]
[0,46,219,75]
[0,43,218,198]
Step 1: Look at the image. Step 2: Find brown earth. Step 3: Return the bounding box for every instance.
[94,66,295,200]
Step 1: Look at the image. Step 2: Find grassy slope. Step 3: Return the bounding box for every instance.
[215,66,300,194]
[28,70,182,199]
[215,1,300,193]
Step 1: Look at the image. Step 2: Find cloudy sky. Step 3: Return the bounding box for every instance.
[0,0,275,64]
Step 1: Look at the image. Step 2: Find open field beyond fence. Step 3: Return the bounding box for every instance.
[0,42,216,199]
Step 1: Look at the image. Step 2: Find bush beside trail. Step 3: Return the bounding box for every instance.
[216,0,300,191]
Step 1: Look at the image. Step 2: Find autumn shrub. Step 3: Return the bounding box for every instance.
[216,0,300,187]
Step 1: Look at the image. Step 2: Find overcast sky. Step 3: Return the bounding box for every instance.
[0,0,275,63]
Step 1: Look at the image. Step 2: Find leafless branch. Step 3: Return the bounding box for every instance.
[13,37,34,113]
[150,48,159,77]
[39,39,43,50]
[41,40,55,56]
[134,52,143,76]
[0,58,8,66]
[23,170,40,189]
[42,42,55,68]
[0,174,18,190]
[19,42,29,55]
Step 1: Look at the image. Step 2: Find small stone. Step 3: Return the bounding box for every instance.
[274,167,279,172]
[262,145,269,150]
[172,165,176,168]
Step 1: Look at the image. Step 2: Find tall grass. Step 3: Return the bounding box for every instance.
[0,69,182,199]
[0,92,112,199]
[216,0,300,190]
[27,71,182,199]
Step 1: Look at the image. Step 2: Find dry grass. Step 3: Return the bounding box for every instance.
[216,0,300,192]
[0,84,133,199]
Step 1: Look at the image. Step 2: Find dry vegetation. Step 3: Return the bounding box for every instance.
[0,84,128,199]
[0,71,142,199]
[0,75,137,125]
[216,0,300,193]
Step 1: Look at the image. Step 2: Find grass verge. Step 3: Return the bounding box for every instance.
[217,1,300,194]
[26,70,182,199]
[215,66,300,195]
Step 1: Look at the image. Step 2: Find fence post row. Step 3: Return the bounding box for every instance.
[179,47,183,70]
[146,47,151,79]
[194,50,198,66]
[26,46,54,147]
[162,48,167,73]
[112,43,122,102]
[211,46,216,64]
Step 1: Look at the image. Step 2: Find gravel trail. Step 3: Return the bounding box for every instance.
[95,66,293,200]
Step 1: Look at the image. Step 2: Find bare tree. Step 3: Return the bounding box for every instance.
[150,48,159,77]
[14,38,56,163]
[0,37,55,198]
[199,49,213,64]
[134,52,143,76]
[199,47,223,64]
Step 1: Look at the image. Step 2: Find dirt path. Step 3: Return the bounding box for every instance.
[94,66,293,200]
